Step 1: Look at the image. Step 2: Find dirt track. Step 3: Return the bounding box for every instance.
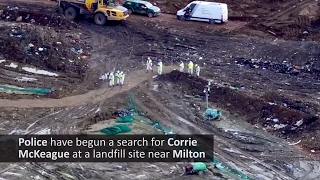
[0,0,320,179]
[0,66,177,107]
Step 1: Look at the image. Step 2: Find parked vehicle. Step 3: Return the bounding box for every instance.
[123,0,161,18]
[57,0,129,25]
[176,1,228,24]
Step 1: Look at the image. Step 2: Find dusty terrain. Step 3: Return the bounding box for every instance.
[0,0,319,179]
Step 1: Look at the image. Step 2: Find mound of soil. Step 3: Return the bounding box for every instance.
[157,70,320,150]
[0,24,90,78]
[0,3,76,29]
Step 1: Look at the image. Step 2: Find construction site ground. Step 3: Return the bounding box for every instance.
[0,0,319,179]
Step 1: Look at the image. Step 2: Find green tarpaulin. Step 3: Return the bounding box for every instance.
[0,85,52,95]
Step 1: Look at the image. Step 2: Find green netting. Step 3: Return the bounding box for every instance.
[100,124,131,135]
[124,92,254,180]
[150,121,175,134]
[116,116,134,123]
[0,85,52,95]
[99,92,254,179]
[191,162,207,172]
[126,91,140,114]
[114,124,131,133]
[100,126,122,135]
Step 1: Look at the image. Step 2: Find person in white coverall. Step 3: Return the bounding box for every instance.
[115,71,120,85]
[188,61,194,74]
[120,71,125,85]
[109,72,115,87]
[157,59,163,75]
[195,64,200,77]
[146,57,153,72]
[179,61,184,72]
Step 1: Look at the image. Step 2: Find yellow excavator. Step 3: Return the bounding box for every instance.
[57,0,129,25]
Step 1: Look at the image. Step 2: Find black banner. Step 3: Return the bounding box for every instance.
[0,135,214,162]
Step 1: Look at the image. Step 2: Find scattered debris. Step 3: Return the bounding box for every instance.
[288,140,301,146]
[14,77,37,82]
[115,109,133,117]
[22,67,58,76]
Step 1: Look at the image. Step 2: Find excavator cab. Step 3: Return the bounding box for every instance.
[103,0,117,6]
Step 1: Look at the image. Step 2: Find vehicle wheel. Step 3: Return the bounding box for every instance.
[147,12,154,18]
[178,15,185,20]
[56,7,64,14]
[209,19,215,24]
[64,7,77,20]
[128,8,133,14]
[94,13,107,25]
[197,171,204,175]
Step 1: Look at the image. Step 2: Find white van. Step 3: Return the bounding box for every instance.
[176,1,228,24]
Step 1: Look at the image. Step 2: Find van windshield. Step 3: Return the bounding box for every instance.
[144,2,153,8]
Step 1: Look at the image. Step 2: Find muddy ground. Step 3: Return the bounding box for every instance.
[149,0,320,40]
[0,0,319,179]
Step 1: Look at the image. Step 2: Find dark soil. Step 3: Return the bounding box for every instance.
[0,3,91,79]
[157,70,320,150]
[0,25,89,78]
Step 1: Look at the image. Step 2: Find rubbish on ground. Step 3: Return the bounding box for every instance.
[7,6,19,10]
[5,63,18,68]
[9,29,23,38]
[22,67,58,76]
[16,16,22,22]
[273,118,279,123]
[288,140,301,146]
[218,83,239,91]
[71,47,83,54]
[115,109,133,117]
[295,119,303,127]
[234,57,320,76]
[14,77,37,82]
[150,121,175,135]
[274,124,287,130]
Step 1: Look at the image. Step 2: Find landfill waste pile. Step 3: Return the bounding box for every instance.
[0,0,319,180]
[234,57,320,78]
[0,3,93,99]
[156,70,319,150]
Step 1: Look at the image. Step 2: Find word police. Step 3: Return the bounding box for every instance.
[18,137,198,148]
